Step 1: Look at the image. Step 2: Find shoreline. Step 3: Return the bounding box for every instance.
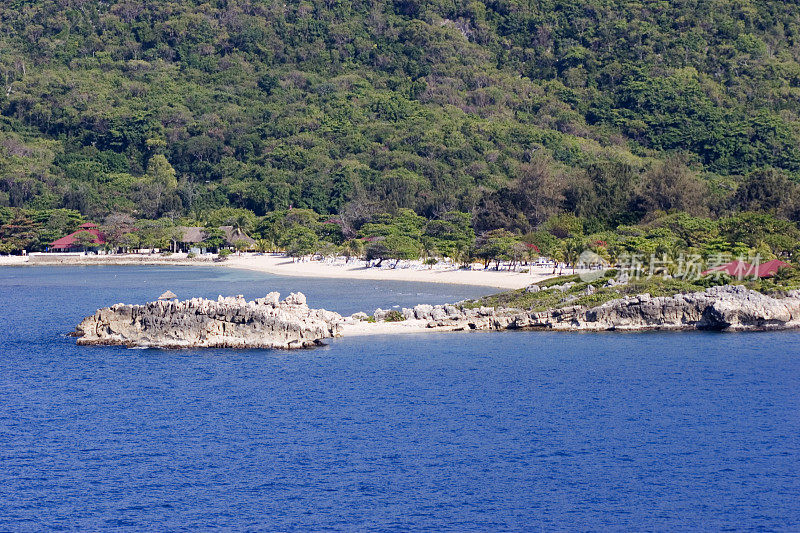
[1,253,556,289]
[73,285,800,350]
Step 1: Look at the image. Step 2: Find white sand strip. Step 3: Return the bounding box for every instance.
[338,319,435,337]
[225,255,554,289]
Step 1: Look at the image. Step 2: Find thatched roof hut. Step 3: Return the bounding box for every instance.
[158,290,177,300]
[220,226,256,247]
[176,227,206,243]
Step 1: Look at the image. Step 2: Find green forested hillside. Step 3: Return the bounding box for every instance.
[2,0,800,230]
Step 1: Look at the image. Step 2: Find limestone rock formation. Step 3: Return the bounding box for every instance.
[76,285,800,350]
[415,285,800,332]
[75,292,343,349]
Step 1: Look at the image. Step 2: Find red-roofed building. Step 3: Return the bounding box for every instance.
[702,259,793,279]
[755,259,792,278]
[49,223,106,251]
[702,259,755,278]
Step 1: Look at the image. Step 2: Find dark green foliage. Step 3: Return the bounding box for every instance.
[474,229,520,269]
[384,310,405,322]
[73,231,99,249]
[0,0,800,229]
[201,228,225,252]
[365,235,422,265]
[734,168,800,219]
[0,209,37,253]
[423,211,475,259]
[32,209,84,249]
[282,226,320,257]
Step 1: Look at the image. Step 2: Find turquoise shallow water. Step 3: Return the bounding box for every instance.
[1,266,799,530]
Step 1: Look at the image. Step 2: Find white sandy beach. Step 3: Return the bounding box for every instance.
[338,318,470,337]
[1,252,558,289]
[225,254,555,289]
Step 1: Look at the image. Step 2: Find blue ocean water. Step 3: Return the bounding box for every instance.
[1,266,799,531]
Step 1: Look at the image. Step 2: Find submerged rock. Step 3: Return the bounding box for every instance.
[75,292,343,349]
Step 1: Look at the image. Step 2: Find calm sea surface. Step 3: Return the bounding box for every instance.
[1,266,798,531]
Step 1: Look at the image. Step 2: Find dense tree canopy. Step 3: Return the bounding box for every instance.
[1,0,800,238]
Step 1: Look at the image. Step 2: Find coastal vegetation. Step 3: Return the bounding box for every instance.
[2,1,800,265]
[464,265,800,312]
[3,206,800,274]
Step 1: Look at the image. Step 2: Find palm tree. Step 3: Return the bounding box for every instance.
[233,239,252,255]
[564,238,584,274]
[606,243,623,268]
[255,239,271,253]
[421,238,438,263]
[226,213,254,237]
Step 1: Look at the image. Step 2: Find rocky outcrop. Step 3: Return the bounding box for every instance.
[76,285,800,350]
[412,285,800,332]
[75,292,344,349]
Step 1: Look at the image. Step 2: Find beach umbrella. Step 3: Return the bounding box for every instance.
[158,290,178,300]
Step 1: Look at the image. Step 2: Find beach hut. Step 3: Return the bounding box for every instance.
[158,290,177,300]
[220,226,256,249]
[172,227,207,254]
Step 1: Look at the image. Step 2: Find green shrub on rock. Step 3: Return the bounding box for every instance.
[384,310,405,322]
